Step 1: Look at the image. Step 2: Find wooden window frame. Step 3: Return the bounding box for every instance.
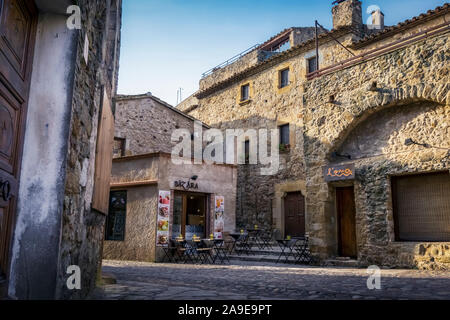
[173,192,209,238]
[105,190,127,241]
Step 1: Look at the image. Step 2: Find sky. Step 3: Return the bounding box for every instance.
[117,0,446,106]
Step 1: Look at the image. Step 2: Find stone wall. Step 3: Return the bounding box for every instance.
[188,32,357,233]
[186,3,449,264]
[332,0,363,31]
[302,32,449,269]
[55,0,122,299]
[190,53,309,231]
[115,95,202,156]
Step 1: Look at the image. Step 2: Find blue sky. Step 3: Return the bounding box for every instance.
[117,0,446,106]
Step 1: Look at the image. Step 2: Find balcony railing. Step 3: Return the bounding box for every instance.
[201,44,260,79]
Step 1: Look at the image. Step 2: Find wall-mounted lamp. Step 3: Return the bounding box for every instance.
[404,138,430,148]
[191,175,198,181]
[332,151,352,160]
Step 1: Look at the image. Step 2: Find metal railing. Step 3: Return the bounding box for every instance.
[201,44,260,78]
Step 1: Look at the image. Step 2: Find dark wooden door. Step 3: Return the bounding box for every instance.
[0,0,38,295]
[284,192,305,237]
[336,186,357,258]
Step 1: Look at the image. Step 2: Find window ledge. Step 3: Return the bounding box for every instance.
[239,99,252,106]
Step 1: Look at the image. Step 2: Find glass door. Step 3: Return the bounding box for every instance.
[172,192,207,240]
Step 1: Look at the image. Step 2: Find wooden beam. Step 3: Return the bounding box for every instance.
[110,180,158,189]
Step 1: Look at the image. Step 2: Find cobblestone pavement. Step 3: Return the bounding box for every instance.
[95,260,450,300]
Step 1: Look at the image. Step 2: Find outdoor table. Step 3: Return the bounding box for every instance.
[276,239,299,263]
[246,228,266,249]
[202,239,229,264]
[229,232,251,255]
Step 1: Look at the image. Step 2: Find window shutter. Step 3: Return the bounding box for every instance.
[92,92,115,214]
[392,172,450,241]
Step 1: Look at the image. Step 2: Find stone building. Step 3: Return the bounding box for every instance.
[103,94,237,262]
[1,0,122,299]
[179,0,449,269]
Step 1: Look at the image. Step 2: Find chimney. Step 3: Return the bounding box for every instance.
[370,9,385,30]
[332,0,363,30]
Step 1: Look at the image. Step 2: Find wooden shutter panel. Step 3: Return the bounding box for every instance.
[92,92,115,214]
[392,172,450,241]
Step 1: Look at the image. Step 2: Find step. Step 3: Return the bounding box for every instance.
[323,259,360,268]
[228,254,309,265]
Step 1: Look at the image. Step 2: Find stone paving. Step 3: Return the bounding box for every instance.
[94,260,450,300]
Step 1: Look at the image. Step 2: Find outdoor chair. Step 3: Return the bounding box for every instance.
[276,238,299,263]
[187,240,213,264]
[293,236,311,264]
[234,233,253,256]
[260,229,276,250]
[162,240,179,263]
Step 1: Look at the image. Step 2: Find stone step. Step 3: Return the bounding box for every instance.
[323,259,360,268]
[228,253,309,265]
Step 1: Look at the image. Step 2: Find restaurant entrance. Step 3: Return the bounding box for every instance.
[173,192,208,240]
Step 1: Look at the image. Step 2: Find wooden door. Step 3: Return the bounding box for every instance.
[336,186,357,258]
[284,192,305,237]
[0,0,38,295]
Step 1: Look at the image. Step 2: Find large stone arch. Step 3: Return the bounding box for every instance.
[325,83,448,159]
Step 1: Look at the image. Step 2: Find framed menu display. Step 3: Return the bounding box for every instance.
[214,196,224,239]
[156,190,171,247]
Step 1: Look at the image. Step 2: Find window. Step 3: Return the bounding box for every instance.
[279,124,290,146]
[308,56,317,73]
[244,140,250,164]
[392,172,450,242]
[241,84,250,101]
[113,137,125,158]
[279,68,290,88]
[105,191,127,241]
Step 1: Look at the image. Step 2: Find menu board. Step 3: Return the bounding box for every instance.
[214,196,225,239]
[156,190,171,247]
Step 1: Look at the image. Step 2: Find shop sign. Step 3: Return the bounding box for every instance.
[323,164,355,182]
[174,179,199,190]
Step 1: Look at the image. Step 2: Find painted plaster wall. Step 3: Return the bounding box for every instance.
[103,186,158,262]
[158,156,237,235]
[9,0,122,299]
[9,13,77,299]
